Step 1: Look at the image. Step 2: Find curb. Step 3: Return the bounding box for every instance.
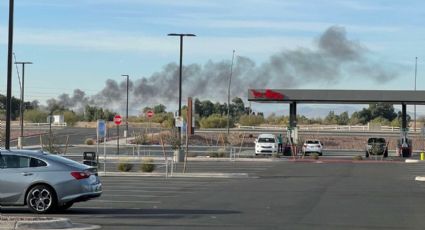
[0,217,100,230]
[405,159,420,163]
[415,176,425,182]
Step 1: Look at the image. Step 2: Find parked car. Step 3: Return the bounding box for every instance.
[302,140,323,156]
[0,150,102,214]
[365,137,388,158]
[255,134,278,155]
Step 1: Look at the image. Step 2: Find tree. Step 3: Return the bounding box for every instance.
[324,111,338,125]
[153,104,166,114]
[369,103,397,121]
[231,97,245,116]
[24,109,48,123]
[338,111,349,125]
[63,111,79,126]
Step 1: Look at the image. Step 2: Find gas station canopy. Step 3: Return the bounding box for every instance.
[248,89,425,104]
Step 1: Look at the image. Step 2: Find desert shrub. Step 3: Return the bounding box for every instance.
[310,153,319,160]
[199,114,228,128]
[117,159,133,172]
[85,138,95,145]
[208,148,226,158]
[133,133,148,145]
[353,155,363,161]
[141,158,155,172]
[238,114,265,126]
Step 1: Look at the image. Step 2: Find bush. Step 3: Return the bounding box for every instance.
[310,153,319,160]
[24,109,48,123]
[208,148,226,158]
[200,114,228,128]
[141,158,155,172]
[239,114,265,126]
[133,134,148,145]
[117,159,133,172]
[85,138,95,145]
[353,155,363,161]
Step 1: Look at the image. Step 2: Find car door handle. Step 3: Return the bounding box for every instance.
[21,172,33,176]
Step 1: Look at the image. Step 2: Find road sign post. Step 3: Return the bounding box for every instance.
[146,110,154,145]
[114,115,122,155]
[97,120,106,168]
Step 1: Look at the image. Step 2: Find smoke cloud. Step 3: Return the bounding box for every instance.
[50,26,399,114]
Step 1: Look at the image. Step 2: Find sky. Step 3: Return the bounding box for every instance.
[0,0,424,117]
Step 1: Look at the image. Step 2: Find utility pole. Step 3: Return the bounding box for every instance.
[227,50,235,136]
[15,61,33,149]
[121,74,129,142]
[5,0,15,150]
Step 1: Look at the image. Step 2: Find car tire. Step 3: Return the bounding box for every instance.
[319,152,323,156]
[384,150,388,158]
[26,185,57,214]
[57,202,74,212]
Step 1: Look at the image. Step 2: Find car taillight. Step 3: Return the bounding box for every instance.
[71,171,91,180]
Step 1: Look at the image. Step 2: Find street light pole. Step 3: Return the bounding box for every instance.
[121,74,129,139]
[227,50,235,136]
[15,61,33,149]
[167,33,196,140]
[5,0,15,150]
[414,57,418,132]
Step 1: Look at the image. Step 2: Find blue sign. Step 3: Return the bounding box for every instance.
[97,120,106,138]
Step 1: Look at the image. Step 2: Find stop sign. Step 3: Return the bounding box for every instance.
[114,115,122,125]
[146,110,154,118]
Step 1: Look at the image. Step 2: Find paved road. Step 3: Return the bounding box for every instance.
[3,160,425,229]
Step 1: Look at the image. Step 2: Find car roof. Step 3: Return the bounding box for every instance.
[258,134,276,138]
[0,149,47,157]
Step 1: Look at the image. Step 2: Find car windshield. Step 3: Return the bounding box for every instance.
[258,138,275,143]
[306,140,320,144]
[368,138,385,144]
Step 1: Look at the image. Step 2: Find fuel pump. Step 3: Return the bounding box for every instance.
[397,129,412,157]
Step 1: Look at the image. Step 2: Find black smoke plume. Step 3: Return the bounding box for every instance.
[49,26,399,114]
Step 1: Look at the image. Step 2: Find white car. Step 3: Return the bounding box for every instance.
[255,134,278,155]
[302,140,323,156]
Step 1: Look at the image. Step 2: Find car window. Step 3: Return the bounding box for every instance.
[3,155,30,168]
[0,155,5,168]
[30,158,47,167]
[258,138,275,143]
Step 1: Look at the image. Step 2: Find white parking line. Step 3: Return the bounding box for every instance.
[91,200,161,204]
[102,185,211,190]
[101,194,178,198]
[102,189,195,193]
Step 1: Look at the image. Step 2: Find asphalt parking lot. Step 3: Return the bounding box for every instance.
[3,160,425,230]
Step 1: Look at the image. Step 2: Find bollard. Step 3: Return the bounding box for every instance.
[421,152,425,161]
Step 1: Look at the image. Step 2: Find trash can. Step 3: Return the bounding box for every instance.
[83,152,97,167]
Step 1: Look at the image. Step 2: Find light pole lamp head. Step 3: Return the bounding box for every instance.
[167,33,196,37]
[14,61,33,65]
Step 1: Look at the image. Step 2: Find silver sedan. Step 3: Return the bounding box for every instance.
[0,150,102,214]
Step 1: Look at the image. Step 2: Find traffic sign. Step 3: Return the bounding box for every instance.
[114,115,122,125]
[97,120,106,138]
[146,110,154,118]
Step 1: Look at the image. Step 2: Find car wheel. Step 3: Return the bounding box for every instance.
[27,185,57,214]
[57,202,74,212]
